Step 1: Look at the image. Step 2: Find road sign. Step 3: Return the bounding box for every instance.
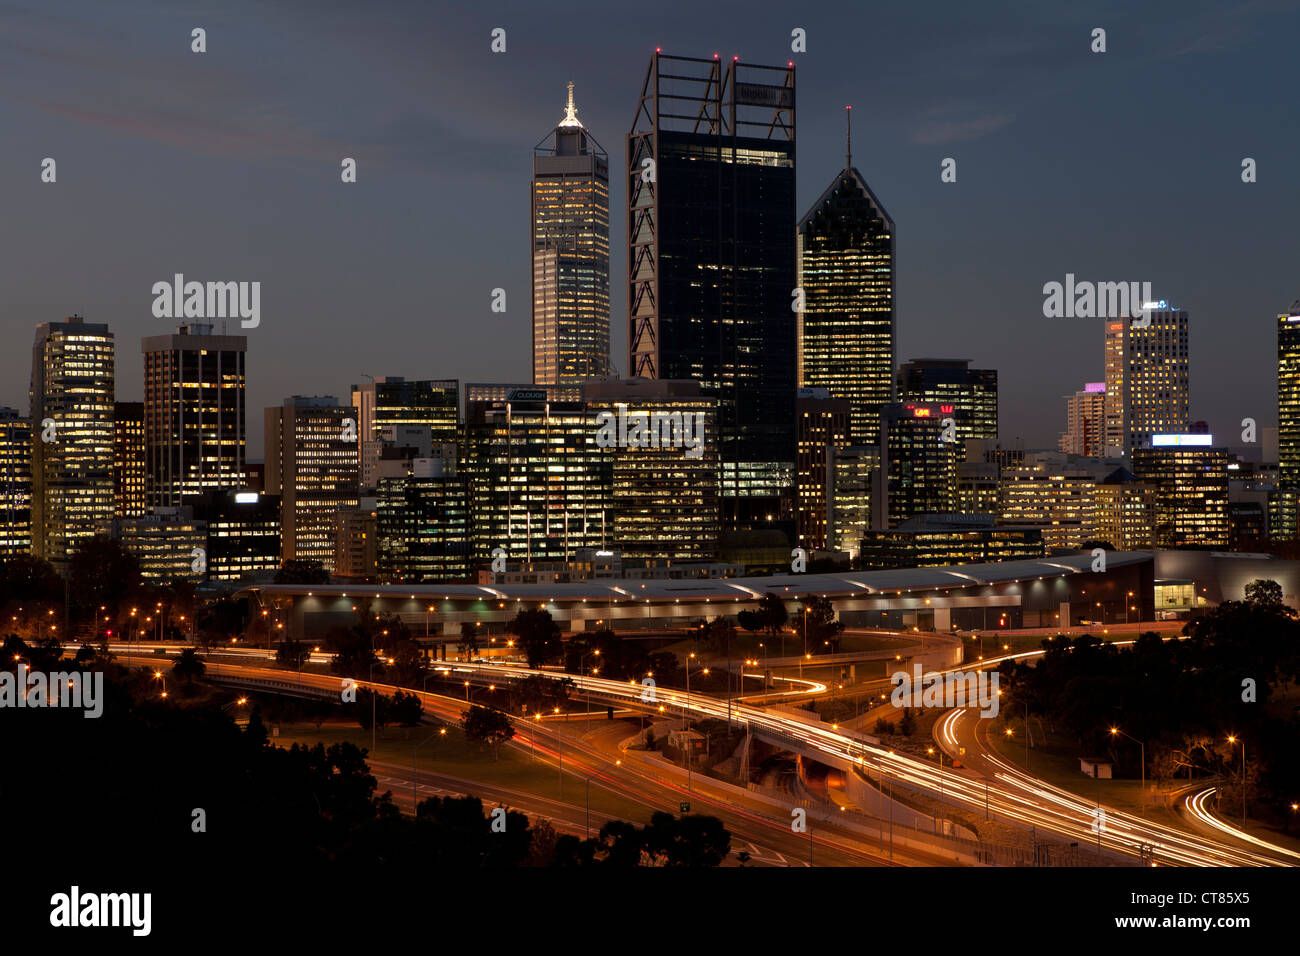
[679,802,690,814]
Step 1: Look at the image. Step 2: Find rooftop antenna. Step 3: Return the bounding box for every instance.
[845,105,852,169]
[559,81,583,128]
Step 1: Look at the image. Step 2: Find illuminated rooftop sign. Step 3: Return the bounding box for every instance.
[1151,434,1213,447]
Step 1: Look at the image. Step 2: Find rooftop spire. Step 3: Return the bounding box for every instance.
[845,104,852,169]
[559,80,584,128]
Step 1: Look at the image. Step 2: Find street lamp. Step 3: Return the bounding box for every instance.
[1227,735,1247,828]
[412,727,448,808]
[1109,726,1146,817]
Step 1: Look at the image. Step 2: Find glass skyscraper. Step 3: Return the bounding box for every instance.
[798,115,895,447]
[142,323,247,508]
[628,52,796,532]
[532,83,610,385]
[30,316,115,569]
[1276,302,1300,537]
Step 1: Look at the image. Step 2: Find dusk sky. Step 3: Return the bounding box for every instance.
[2,0,1297,454]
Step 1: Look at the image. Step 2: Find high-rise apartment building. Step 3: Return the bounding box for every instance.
[264,396,359,571]
[1059,383,1107,457]
[896,359,998,458]
[142,323,247,508]
[30,316,115,569]
[797,111,895,445]
[1104,309,1189,457]
[0,409,32,555]
[113,401,146,518]
[533,83,611,385]
[350,377,459,489]
[628,52,796,531]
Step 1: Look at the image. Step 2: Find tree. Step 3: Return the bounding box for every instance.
[506,608,561,666]
[275,560,329,585]
[462,705,515,758]
[803,595,844,654]
[390,690,424,727]
[517,674,573,715]
[69,535,141,619]
[275,639,311,668]
[736,609,762,636]
[460,621,481,660]
[1244,578,1284,611]
[756,593,788,640]
[171,647,206,683]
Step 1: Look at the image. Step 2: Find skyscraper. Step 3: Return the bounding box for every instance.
[628,52,796,531]
[1059,383,1107,457]
[113,401,146,518]
[0,409,32,556]
[264,396,359,571]
[881,402,957,527]
[1275,302,1300,538]
[30,316,115,569]
[463,384,611,564]
[142,323,247,508]
[1132,435,1228,547]
[533,82,610,385]
[1104,309,1189,457]
[795,389,850,551]
[798,107,895,445]
[350,377,459,488]
[896,359,998,457]
[583,378,720,560]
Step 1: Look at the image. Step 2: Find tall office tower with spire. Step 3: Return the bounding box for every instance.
[798,106,895,445]
[30,316,116,569]
[1103,307,1189,457]
[628,52,796,533]
[532,82,611,385]
[1276,301,1300,537]
[142,323,247,508]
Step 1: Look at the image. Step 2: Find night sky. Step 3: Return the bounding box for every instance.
[2,0,1296,454]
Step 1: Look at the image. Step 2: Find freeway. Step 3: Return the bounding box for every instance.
[169,645,1295,866]
[202,660,911,865]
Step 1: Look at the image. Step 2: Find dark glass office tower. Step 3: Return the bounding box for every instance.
[142,323,247,508]
[533,83,611,385]
[628,52,796,532]
[896,359,998,459]
[798,110,895,445]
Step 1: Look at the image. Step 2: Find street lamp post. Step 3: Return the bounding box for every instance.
[1110,727,1146,817]
[1228,735,1247,828]
[412,727,447,808]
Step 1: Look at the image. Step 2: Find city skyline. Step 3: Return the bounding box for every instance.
[2,1,1296,453]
